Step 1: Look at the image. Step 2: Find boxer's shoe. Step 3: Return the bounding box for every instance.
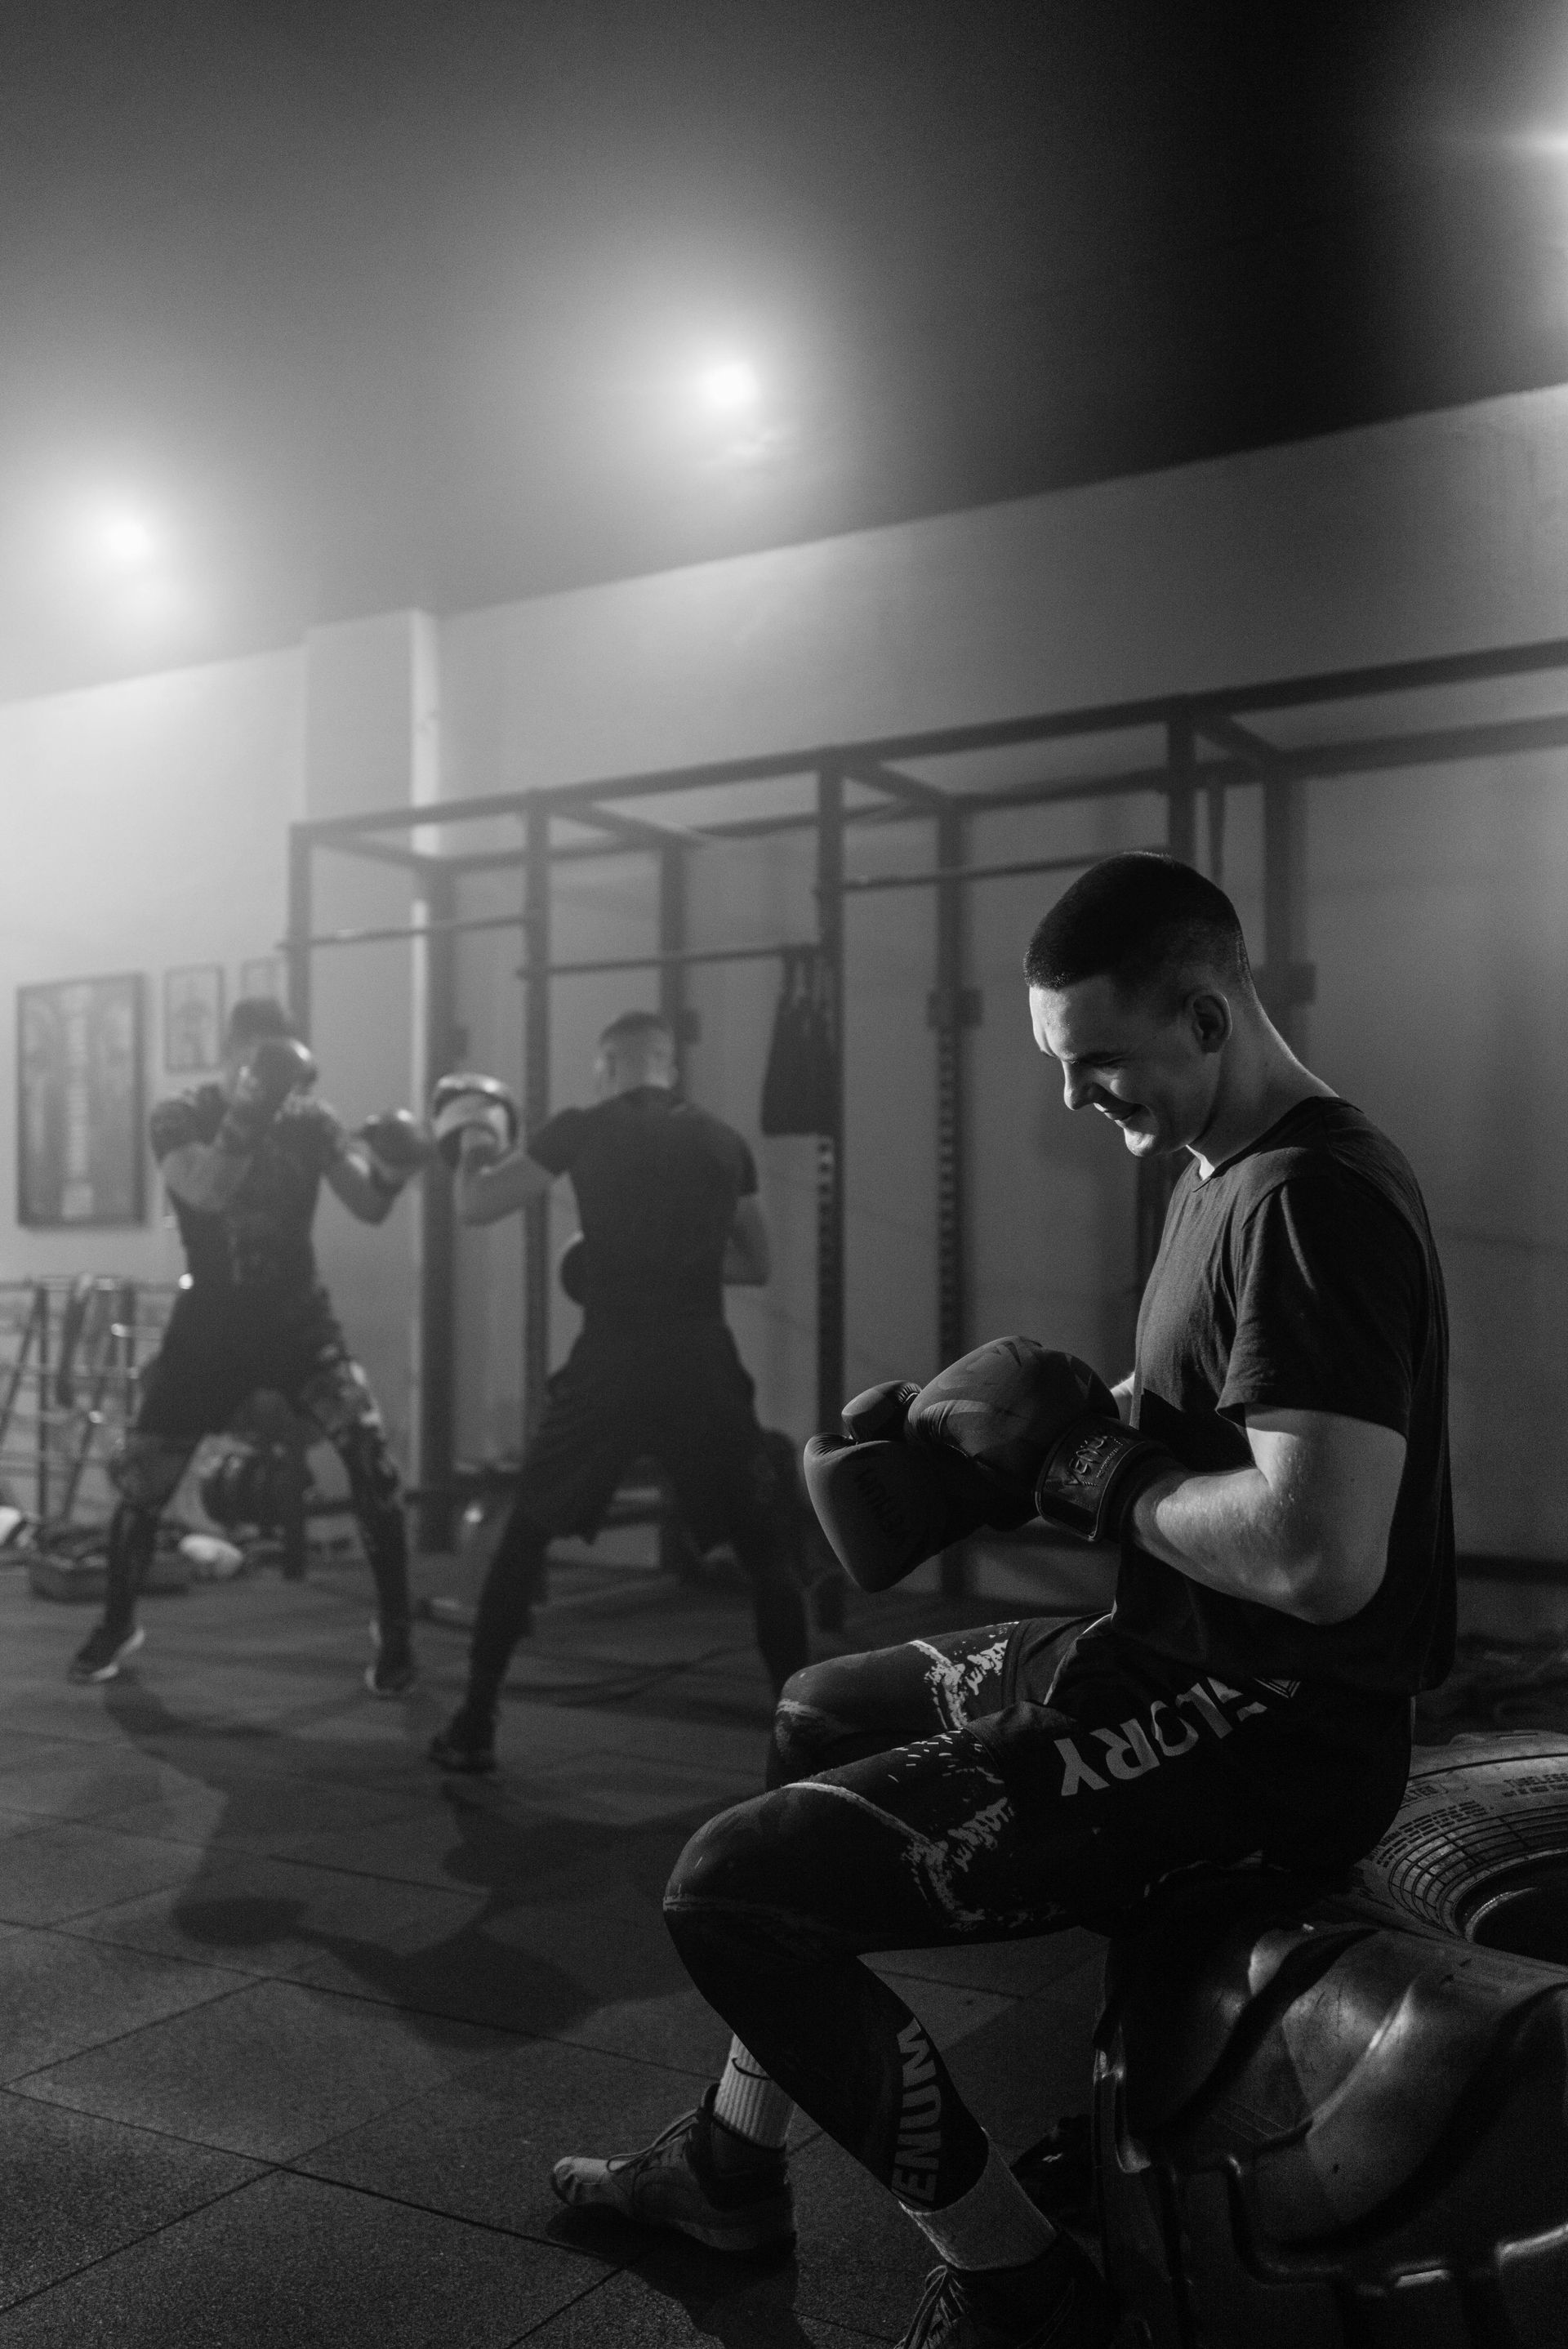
[69,1622,145,1683]
[427,1705,497,1774]
[550,2085,795,2254]
[899,2237,1115,2348]
[365,1619,416,1697]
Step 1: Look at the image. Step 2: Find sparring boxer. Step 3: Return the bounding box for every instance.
[426,1010,809,1773]
[69,998,431,1693]
[550,855,1453,2349]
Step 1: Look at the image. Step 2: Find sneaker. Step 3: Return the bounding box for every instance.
[550,2084,795,2254]
[365,1619,416,1697]
[69,1623,145,1684]
[427,1706,497,1774]
[898,2239,1115,2348]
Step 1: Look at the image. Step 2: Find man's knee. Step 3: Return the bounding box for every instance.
[768,1655,873,1786]
[109,1433,192,1512]
[663,1799,770,1947]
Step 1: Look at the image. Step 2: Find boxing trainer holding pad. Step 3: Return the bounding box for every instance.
[907,1335,1178,1544]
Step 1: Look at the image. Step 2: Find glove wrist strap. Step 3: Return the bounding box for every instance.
[1034,1417,1180,1544]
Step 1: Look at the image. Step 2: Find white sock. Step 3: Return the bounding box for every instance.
[711,2036,795,2151]
[902,2141,1057,2271]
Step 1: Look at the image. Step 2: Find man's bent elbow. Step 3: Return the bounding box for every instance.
[1281,1541,1388,1626]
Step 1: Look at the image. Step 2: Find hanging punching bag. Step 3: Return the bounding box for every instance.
[760,948,835,1135]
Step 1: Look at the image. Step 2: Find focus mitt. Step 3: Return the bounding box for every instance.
[429,1072,520,1170]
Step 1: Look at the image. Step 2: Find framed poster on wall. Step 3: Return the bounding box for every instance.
[163,965,225,1072]
[17,974,146,1228]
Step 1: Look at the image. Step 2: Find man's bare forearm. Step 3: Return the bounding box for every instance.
[1128,1462,1379,1625]
[455,1147,551,1225]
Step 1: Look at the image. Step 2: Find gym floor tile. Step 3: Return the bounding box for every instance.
[545,1709,771,1781]
[519,1754,761,1827]
[943,1958,1105,2149]
[62,1841,490,1991]
[260,1780,560,1890]
[525,2260,892,2346]
[0,2168,608,2348]
[0,1749,217,1823]
[0,1928,252,2081]
[0,2092,262,2310]
[760,2129,933,2339]
[0,1820,211,1928]
[14,1976,512,2161]
[546,1982,737,2078]
[299,2030,728,2240]
[458,1871,697,2028]
[870,1925,1105,1999]
[97,1769,424,1855]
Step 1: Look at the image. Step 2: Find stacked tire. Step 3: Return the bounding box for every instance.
[1098,1732,1568,2346]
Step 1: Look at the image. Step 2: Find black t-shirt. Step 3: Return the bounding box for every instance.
[1121,1096,1454,1696]
[150,1085,345,1299]
[528,1086,757,1329]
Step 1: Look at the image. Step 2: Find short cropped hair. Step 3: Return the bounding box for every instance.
[226,996,298,1050]
[1023,854,1253,1005]
[599,1010,675,1055]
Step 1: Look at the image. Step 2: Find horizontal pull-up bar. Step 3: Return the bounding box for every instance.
[284,916,817,972]
[515,940,815,981]
[835,845,1160,895]
[285,912,526,952]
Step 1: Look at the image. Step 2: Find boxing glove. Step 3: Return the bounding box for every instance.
[908,1335,1177,1544]
[357,1108,434,1193]
[218,1035,318,1150]
[804,1375,1029,1592]
[841,1380,920,1444]
[804,1431,1001,1592]
[558,1233,586,1304]
[429,1072,520,1170]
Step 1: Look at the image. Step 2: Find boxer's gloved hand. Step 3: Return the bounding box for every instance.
[804,1433,1000,1592]
[219,1036,318,1152]
[841,1379,920,1443]
[804,1375,1026,1592]
[907,1335,1178,1544]
[430,1072,520,1170]
[357,1108,434,1195]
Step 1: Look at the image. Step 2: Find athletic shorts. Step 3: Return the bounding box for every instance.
[512,1320,777,1549]
[134,1286,360,1440]
[966,1613,1414,1884]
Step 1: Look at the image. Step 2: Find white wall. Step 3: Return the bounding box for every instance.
[437,388,1568,797]
[0,649,304,1290]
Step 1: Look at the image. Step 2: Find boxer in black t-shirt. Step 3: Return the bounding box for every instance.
[549,858,1452,2349]
[427,1010,808,1775]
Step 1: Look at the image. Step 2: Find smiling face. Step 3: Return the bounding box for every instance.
[1029,971,1232,1157]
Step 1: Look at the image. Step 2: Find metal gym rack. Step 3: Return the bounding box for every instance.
[285,631,1568,1547]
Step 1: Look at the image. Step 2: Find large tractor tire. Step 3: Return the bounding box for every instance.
[1096,1732,1568,2347]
